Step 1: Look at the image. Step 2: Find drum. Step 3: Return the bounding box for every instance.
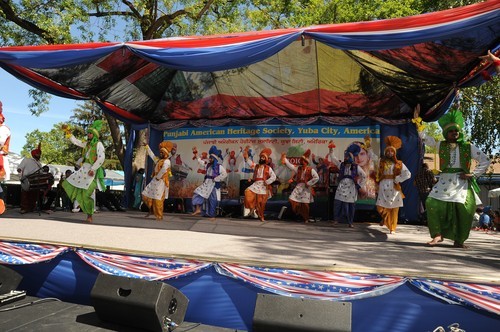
[21,173,54,191]
[172,164,189,180]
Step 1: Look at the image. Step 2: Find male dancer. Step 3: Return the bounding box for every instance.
[328,142,367,228]
[62,121,105,223]
[375,136,411,234]
[243,148,276,222]
[192,145,227,219]
[415,109,490,248]
[281,149,319,223]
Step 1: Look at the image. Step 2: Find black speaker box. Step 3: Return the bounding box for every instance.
[0,264,23,294]
[253,293,352,332]
[91,273,189,332]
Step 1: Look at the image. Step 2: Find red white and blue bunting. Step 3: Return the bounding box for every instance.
[0,241,498,315]
[75,249,211,281]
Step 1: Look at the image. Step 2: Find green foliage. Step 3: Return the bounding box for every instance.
[21,125,78,164]
[458,77,500,158]
[422,122,443,154]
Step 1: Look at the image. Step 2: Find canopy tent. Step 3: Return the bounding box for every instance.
[0,1,498,126]
[489,187,500,198]
[0,1,498,216]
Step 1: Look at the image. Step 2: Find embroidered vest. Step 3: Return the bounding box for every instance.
[439,141,471,172]
[252,164,271,181]
[154,158,170,187]
[294,166,313,183]
[339,163,360,190]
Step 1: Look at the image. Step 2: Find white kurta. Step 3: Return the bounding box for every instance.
[284,159,319,203]
[66,136,105,191]
[422,134,490,205]
[0,125,11,181]
[247,162,277,196]
[17,158,42,177]
[194,163,227,201]
[142,146,171,200]
[328,151,367,203]
[376,161,411,208]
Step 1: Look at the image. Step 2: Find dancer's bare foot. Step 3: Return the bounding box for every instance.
[259,217,265,222]
[191,208,201,216]
[209,217,216,222]
[426,235,442,246]
[453,241,469,249]
[144,213,150,218]
[85,215,93,223]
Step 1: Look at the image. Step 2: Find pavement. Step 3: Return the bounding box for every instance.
[0,208,499,284]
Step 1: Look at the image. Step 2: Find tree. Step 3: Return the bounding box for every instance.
[1,0,244,172]
[422,122,443,154]
[1,0,496,169]
[22,126,79,164]
[459,77,500,159]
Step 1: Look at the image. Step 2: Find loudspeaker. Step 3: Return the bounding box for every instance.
[253,293,351,332]
[0,264,23,294]
[91,273,189,332]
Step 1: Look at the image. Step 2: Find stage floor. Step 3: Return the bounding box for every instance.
[0,208,498,284]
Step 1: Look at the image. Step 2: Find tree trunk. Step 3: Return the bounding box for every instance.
[133,129,148,173]
[104,112,125,166]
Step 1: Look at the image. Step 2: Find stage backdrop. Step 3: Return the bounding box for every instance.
[164,123,380,205]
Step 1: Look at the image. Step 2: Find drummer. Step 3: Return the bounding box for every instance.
[17,143,43,214]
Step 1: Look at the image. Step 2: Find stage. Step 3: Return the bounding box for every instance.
[0,208,499,331]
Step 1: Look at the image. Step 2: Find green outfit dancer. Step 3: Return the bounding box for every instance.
[62,120,106,223]
[415,110,490,248]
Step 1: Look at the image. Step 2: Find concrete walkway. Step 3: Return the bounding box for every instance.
[0,208,498,284]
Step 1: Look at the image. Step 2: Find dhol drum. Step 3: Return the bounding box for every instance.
[21,172,54,191]
[171,164,189,180]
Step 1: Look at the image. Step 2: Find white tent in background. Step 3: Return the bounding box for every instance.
[488,187,500,198]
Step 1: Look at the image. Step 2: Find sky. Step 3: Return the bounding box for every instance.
[1,69,80,155]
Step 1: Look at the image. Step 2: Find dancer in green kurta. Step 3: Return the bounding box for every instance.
[62,120,106,223]
[415,110,490,248]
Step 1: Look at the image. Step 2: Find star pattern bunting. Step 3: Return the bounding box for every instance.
[0,240,498,315]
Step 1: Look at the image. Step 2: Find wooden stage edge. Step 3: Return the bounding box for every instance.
[0,209,499,285]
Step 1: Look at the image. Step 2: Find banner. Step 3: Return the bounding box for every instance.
[165,124,380,204]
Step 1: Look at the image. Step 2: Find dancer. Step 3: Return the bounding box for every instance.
[375,136,411,234]
[328,142,367,228]
[415,109,490,248]
[0,103,11,182]
[191,145,227,219]
[243,148,276,222]
[61,121,106,223]
[0,103,11,213]
[17,143,43,214]
[281,149,319,223]
[142,141,174,221]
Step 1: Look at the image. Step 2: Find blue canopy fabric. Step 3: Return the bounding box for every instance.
[0,1,497,125]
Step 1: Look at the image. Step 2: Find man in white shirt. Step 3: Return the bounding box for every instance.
[416,110,490,248]
[17,144,43,213]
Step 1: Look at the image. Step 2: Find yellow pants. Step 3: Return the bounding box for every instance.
[142,194,165,220]
[377,206,399,232]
